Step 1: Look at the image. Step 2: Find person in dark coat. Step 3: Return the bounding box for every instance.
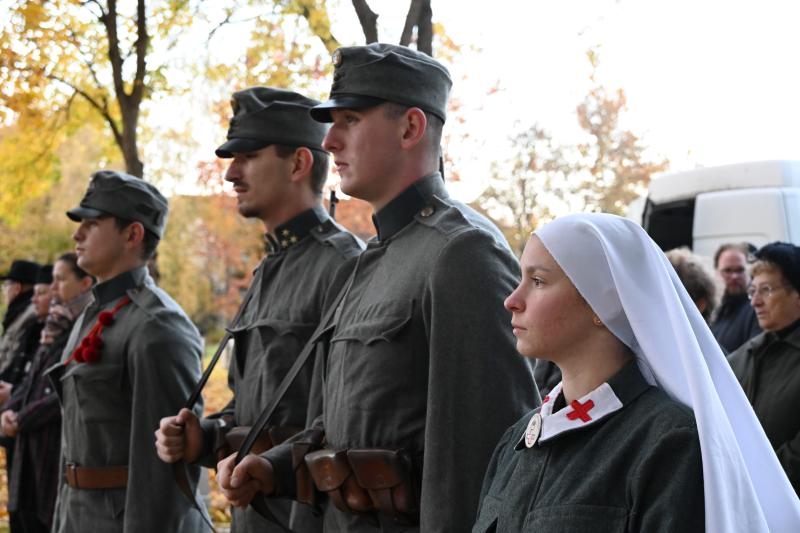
[216,43,539,532]
[474,214,800,532]
[728,242,800,495]
[0,260,41,401]
[155,86,363,533]
[712,242,761,352]
[1,254,93,533]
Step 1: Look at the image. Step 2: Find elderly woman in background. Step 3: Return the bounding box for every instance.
[0,253,93,533]
[729,242,800,495]
[473,213,800,533]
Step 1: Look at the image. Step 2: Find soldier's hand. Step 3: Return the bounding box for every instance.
[155,408,203,464]
[217,452,275,508]
[1,410,18,437]
[0,381,12,404]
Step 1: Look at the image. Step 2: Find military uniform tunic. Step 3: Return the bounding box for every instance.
[51,266,206,533]
[473,361,704,533]
[202,206,363,532]
[265,173,539,532]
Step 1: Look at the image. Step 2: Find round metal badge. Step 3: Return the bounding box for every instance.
[524,413,542,448]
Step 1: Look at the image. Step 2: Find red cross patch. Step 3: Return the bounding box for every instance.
[566,399,595,422]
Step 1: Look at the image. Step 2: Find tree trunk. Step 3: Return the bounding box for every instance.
[400,0,432,55]
[352,0,378,43]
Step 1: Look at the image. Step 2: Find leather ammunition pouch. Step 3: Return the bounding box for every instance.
[348,449,419,523]
[292,429,324,507]
[304,448,420,523]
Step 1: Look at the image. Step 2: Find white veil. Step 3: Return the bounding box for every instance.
[536,213,800,532]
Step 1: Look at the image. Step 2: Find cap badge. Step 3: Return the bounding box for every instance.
[524,413,542,448]
[332,49,343,67]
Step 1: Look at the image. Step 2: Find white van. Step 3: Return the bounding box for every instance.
[630,160,800,256]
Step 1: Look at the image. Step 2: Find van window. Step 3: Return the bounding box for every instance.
[642,198,695,251]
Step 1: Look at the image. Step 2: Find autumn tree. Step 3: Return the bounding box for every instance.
[0,0,199,178]
[479,49,669,255]
[571,49,670,214]
[477,125,572,255]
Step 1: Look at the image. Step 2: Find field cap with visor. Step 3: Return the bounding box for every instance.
[310,43,452,123]
[215,87,328,158]
[66,170,169,239]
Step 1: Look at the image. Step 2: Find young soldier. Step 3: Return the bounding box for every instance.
[218,44,539,532]
[50,171,206,532]
[154,87,363,532]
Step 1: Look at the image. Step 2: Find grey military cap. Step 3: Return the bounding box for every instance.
[67,170,169,238]
[215,87,328,158]
[310,43,452,123]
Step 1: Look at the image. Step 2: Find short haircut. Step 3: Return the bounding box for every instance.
[57,252,93,281]
[713,242,752,268]
[382,102,444,158]
[112,217,160,261]
[666,247,718,321]
[273,145,330,196]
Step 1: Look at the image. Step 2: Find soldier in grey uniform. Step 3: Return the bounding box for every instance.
[154,87,363,532]
[49,171,206,532]
[218,44,539,532]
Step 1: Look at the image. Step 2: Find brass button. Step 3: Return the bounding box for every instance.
[332,49,342,67]
[420,206,434,217]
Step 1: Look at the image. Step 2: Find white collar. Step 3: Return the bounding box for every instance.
[515,380,624,449]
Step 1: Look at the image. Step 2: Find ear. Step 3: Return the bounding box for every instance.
[123,221,146,250]
[79,275,94,292]
[290,147,315,184]
[399,107,428,150]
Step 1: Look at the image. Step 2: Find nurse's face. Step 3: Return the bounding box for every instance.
[504,235,595,359]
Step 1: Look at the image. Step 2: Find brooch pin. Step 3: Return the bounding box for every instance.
[524,412,542,448]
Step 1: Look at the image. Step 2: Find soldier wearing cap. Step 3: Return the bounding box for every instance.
[154,87,363,533]
[49,171,206,532]
[218,44,539,532]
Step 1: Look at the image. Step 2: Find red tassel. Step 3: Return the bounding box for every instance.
[68,295,131,365]
[98,311,115,326]
[83,347,100,363]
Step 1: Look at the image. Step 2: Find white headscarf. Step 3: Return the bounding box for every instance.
[536,213,800,533]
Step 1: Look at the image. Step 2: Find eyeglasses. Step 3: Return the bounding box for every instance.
[747,283,790,300]
[719,267,746,276]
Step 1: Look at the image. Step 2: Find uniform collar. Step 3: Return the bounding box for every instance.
[372,173,447,241]
[266,205,328,253]
[515,359,651,449]
[92,266,147,307]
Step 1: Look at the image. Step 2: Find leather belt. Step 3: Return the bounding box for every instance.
[65,463,128,489]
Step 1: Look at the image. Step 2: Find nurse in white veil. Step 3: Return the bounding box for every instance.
[473,213,800,533]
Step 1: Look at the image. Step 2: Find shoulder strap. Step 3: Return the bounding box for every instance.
[235,256,360,461]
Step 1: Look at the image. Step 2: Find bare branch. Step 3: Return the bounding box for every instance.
[132,0,148,104]
[47,74,123,148]
[295,1,341,53]
[80,0,107,19]
[417,0,432,55]
[352,0,378,43]
[400,0,432,55]
[400,0,422,46]
[104,0,126,102]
